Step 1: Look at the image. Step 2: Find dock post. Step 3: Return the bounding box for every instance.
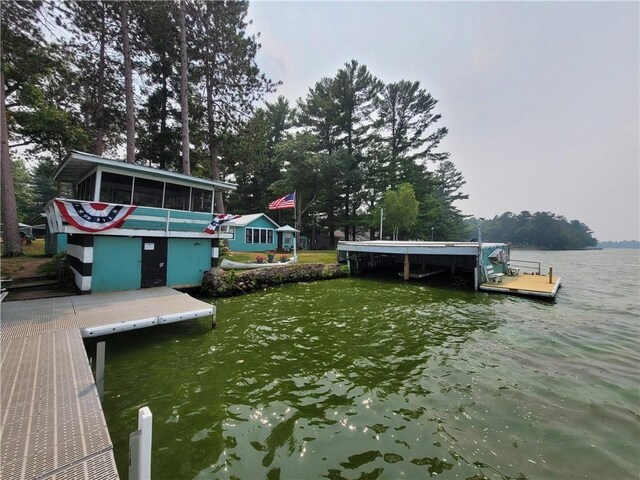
[548,266,553,284]
[474,267,479,291]
[96,341,105,401]
[403,254,410,280]
[129,406,153,480]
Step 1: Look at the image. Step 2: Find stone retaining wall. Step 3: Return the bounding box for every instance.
[201,263,348,297]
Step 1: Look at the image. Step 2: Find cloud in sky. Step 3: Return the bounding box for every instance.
[248,1,639,241]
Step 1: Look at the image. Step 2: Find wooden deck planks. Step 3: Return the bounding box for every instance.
[480,274,561,298]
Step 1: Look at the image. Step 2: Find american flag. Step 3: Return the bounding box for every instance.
[268,192,295,210]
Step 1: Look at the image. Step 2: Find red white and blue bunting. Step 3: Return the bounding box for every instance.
[203,214,241,234]
[54,199,137,232]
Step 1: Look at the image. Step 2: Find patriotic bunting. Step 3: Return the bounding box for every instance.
[204,213,241,234]
[54,200,137,232]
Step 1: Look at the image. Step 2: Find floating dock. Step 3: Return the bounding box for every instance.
[479,273,561,298]
[337,240,560,299]
[1,287,215,479]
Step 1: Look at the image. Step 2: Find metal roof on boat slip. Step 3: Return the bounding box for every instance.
[0,287,215,479]
[337,240,506,255]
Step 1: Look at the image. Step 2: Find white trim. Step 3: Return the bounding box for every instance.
[57,225,232,239]
[94,170,102,201]
[69,266,92,292]
[56,151,237,191]
[67,244,93,263]
[158,308,214,324]
[81,317,158,337]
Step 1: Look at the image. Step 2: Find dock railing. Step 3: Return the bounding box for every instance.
[509,259,541,275]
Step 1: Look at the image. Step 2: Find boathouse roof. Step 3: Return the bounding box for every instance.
[54,150,237,191]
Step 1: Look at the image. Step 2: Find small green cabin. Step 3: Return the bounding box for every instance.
[45,151,236,293]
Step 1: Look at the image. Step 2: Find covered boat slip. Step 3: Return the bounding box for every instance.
[337,240,560,298]
[0,287,214,479]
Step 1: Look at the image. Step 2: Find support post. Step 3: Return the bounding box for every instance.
[474,266,479,290]
[548,266,553,284]
[96,341,105,401]
[129,406,153,480]
[403,254,410,280]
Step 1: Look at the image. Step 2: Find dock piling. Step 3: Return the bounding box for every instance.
[96,341,105,401]
[129,406,153,480]
[549,266,554,284]
[403,254,410,280]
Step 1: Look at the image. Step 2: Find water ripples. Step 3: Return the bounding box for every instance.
[102,250,640,479]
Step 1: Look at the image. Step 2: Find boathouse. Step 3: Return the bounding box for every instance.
[44,151,237,293]
[337,240,561,298]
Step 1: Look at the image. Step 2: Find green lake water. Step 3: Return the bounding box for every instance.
[99,249,640,479]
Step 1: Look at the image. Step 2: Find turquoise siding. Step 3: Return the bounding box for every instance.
[480,245,509,274]
[121,207,211,233]
[167,238,211,287]
[92,236,141,292]
[229,217,278,252]
[45,233,67,255]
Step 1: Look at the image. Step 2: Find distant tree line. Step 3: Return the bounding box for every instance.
[598,240,639,249]
[473,211,598,250]
[2,0,470,256]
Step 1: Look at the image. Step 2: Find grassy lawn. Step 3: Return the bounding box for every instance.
[1,239,58,277]
[226,249,337,264]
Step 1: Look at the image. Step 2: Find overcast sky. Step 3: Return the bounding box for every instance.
[248,1,639,241]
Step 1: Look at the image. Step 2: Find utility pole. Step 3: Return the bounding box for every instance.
[380,208,384,240]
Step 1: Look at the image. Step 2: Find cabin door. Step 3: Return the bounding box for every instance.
[141,237,167,288]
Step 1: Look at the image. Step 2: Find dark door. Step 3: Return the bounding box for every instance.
[141,237,167,288]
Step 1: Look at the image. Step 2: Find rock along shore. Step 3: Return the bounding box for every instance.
[201,262,348,297]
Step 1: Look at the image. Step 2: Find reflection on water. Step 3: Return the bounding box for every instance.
[101,250,640,479]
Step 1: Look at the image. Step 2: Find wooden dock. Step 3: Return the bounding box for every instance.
[1,287,215,479]
[479,274,561,298]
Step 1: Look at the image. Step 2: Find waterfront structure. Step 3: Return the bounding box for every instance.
[0,287,214,479]
[44,151,237,293]
[337,240,561,298]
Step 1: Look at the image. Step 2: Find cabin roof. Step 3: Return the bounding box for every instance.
[54,151,237,191]
[275,225,298,232]
[226,213,280,228]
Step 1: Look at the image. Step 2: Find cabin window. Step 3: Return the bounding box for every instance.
[245,228,274,245]
[164,183,190,211]
[191,188,213,213]
[77,173,96,201]
[100,172,133,204]
[133,177,163,207]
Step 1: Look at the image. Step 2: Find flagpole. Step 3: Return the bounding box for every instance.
[294,191,298,261]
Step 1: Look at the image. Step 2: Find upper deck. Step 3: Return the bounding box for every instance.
[46,151,238,238]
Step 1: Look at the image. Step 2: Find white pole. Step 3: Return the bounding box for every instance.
[294,191,298,260]
[380,208,383,240]
[96,341,105,401]
[138,407,152,480]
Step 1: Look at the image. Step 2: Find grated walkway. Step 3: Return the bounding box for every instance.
[1,287,215,479]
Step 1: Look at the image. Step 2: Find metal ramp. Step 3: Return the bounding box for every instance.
[1,287,215,479]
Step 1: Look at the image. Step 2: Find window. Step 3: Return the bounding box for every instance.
[246,227,274,245]
[77,173,96,201]
[191,188,213,213]
[133,177,163,207]
[164,183,190,211]
[100,172,132,204]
